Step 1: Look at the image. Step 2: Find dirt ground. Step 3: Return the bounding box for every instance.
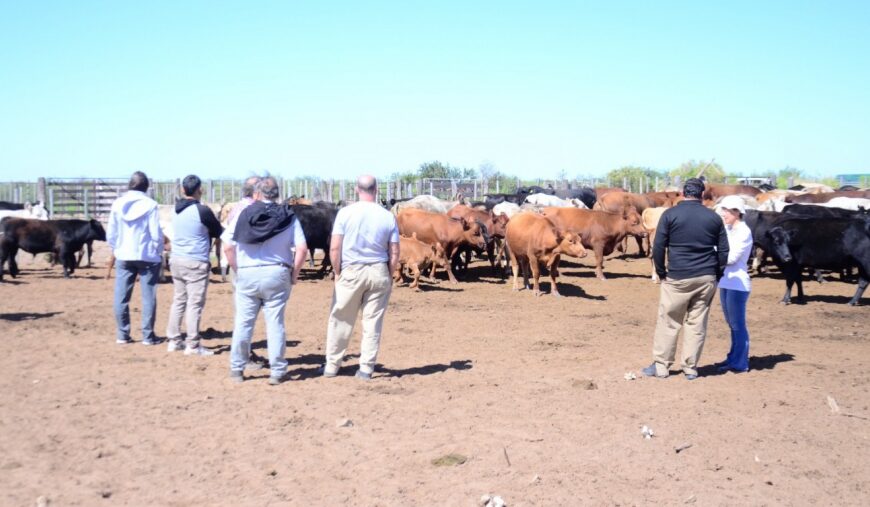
[1,241,869,506]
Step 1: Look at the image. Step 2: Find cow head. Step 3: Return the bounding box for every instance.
[462,219,486,250]
[90,219,107,241]
[556,231,588,259]
[490,212,509,238]
[766,227,793,262]
[622,205,646,237]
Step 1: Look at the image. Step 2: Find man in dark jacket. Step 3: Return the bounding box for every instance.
[642,178,729,380]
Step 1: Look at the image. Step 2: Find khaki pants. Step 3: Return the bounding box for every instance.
[652,275,716,376]
[166,256,211,349]
[325,263,393,375]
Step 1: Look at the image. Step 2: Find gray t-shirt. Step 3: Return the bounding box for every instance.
[332,201,399,268]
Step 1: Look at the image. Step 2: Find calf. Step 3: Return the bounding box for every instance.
[505,212,587,296]
[641,207,668,282]
[447,204,509,273]
[766,217,870,305]
[393,233,449,290]
[703,183,762,200]
[291,204,339,277]
[541,206,646,280]
[595,192,655,256]
[396,208,486,283]
[0,218,106,280]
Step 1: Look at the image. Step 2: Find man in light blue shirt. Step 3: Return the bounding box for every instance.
[222,176,308,385]
[107,171,164,345]
[322,175,400,380]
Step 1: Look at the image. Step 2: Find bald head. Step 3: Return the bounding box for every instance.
[356,175,377,199]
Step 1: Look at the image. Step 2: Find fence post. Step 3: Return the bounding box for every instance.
[429,181,433,195]
[473,180,478,200]
[83,189,89,219]
[49,188,54,216]
[496,180,500,193]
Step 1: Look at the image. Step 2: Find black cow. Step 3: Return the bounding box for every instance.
[0,218,107,280]
[483,190,531,209]
[0,201,25,211]
[291,204,338,276]
[553,187,597,209]
[765,217,870,305]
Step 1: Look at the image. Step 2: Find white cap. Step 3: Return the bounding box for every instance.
[718,195,746,214]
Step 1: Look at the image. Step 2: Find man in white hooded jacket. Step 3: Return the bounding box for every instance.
[107,171,164,345]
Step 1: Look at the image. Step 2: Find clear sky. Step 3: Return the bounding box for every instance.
[1,1,868,181]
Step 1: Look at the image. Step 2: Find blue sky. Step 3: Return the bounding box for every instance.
[1,1,868,180]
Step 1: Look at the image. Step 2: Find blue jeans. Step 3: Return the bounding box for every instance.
[230,265,292,378]
[114,260,161,342]
[719,288,750,371]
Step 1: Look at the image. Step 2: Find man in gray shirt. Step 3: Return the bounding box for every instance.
[322,175,400,380]
[166,174,223,355]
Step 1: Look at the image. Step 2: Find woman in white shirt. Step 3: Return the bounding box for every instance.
[716,196,754,373]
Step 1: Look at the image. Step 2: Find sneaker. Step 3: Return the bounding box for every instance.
[142,337,160,346]
[319,366,338,378]
[268,374,287,386]
[641,363,667,378]
[246,353,268,370]
[355,370,372,381]
[685,373,698,381]
[167,340,184,352]
[116,338,133,345]
[184,346,215,356]
[229,370,244,383]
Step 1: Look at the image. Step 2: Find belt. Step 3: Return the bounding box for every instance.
[238,263,292,269]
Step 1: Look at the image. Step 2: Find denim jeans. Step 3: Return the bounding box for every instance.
[230,265,292,378]
[720,288,750,371]
[114,260,162,342]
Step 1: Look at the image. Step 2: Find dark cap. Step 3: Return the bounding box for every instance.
[683,178,705,199]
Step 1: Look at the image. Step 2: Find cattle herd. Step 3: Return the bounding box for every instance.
[1,182,869,306]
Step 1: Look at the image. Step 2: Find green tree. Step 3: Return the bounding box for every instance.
[774,166,804,189]
[670,160,726,184]
[605,166,665,191]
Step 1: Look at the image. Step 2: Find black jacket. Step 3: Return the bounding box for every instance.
[233,201,296,244]
[652,200,729,280]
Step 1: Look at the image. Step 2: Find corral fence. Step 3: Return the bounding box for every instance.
[0,175,694,218]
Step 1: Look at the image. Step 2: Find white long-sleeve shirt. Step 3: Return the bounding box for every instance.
[107,191,164,263]
[719,220,753,292]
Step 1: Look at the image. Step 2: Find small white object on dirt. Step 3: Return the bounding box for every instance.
[624,372,637,380]
[336,418,353,428]
[755,455,761,463]
[36,496,49,507]
[530,474,541,484]
[641,425,654,439]
[827,395,840,414]
[480,495,506,507]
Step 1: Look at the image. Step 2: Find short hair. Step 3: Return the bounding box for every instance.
[256,176,280,201]
[242,176,260,198]
[683,178,705,199]
[357,175,377,195]
[182,174,202,197]
[129,171,149,192]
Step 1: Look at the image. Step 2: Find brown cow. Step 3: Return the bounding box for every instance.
[505,212,588,296]
[396,208,486,283]
[703,183,762,200]
[393,233,449,290]
[595,192,656,256]
[595,187,625,198]
[641,207,668,283]
[541,206,646,280]
[645,191,682,207]
[784,190,870,204]
[447,204,510,271]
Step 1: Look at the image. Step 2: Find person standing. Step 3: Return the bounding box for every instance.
[166,175,224,356]
[715,195,753,373]
[107,171,164,345]
[641,178,729,380]
[322,175,400,380]
[222,176,308,385]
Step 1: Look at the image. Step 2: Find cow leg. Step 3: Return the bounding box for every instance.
[308,250,316,268]
[813,269,825,284]
[6,244,20,278]
[634,235,645,257]
[508,247,521,291]
[61,246,76,278]
[76,248,85,268]
[443,246,459,284]
[161,253,169,283]
[548,254,562,297]
[410,264,422,291]
[529,258,543,296]
[848,276,868,306]
[594,244,606,280]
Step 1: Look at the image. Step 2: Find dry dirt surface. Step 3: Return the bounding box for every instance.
[1,243,869,506]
